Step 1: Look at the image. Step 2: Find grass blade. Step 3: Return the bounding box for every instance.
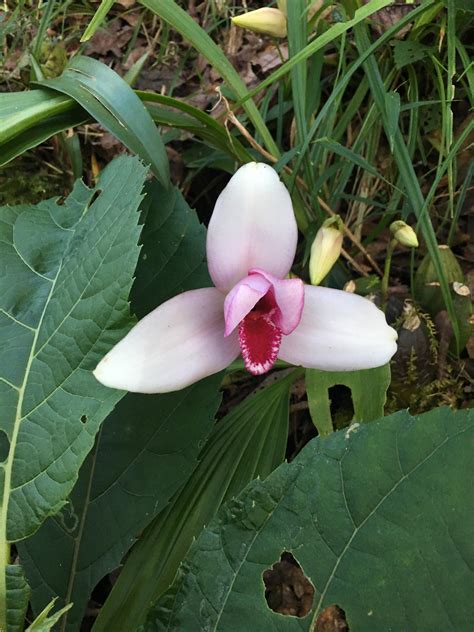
[80,0,115,42]
[353,23,461,348]
[236,0,399,107]
[139,0,279,157]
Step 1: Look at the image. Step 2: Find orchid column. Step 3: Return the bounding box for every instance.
[94,163,397,393]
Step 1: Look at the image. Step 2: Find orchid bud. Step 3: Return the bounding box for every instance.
[309,216,344,285]
[390,220,419,248]
[232,8,287,38]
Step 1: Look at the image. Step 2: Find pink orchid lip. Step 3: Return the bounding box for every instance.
[223,270,305,337]
[223,269,305,375]
[238,290,283,375]
[248,269,305,335]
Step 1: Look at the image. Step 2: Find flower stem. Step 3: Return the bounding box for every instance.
[381,238,397,308]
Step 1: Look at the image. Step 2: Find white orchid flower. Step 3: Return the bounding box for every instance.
[94,163,397,394]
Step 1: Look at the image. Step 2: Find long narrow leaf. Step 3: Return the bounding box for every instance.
[0,108,89,166]
[288,1,436,191]
[0,90,75,144]
[139,0,279,157]
[38,56,170,187]
[80,0,115,42]
[236,0,398,107]
[353,24,460,348]
[138,92,251,162]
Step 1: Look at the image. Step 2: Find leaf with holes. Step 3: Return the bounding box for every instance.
[94,369,301,632]
[0,155,146,630]
[306,365,391,436]
[144,407,474,631]
[17,180,220,631]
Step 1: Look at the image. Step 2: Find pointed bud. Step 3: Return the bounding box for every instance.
[390,220,419,248]
[309,216,344,285]
[232,8,287,38]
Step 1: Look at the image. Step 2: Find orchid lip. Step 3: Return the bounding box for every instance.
[222,269,305,375]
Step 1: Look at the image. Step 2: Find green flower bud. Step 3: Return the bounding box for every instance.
[390,220,419,248]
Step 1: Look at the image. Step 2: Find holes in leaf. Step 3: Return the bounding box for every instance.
[313,604,349,632]
[80,414,88,424]
[328,385,354,431]
[0,431,9,462]
[263,551,314,617]
[87,189,103,210]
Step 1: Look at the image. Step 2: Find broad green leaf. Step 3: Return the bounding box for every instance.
[6,565,30,632]
[94,369,301,632]
[147,407,474,631]
[19,378,221,632]
[0,155,147,629]
[18,180,220,631]
[39,56,170,187]
[26,600,72,631]
[306,365,391,436]
[130,180,211,315]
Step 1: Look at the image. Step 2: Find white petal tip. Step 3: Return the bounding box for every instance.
[93,288,240,394]
[278,286,399,371]
[93,356,120,390]
[206,162,297,291]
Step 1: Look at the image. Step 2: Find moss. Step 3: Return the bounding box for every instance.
[0,160,65,206]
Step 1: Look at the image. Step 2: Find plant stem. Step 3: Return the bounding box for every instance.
[381,238,397,308]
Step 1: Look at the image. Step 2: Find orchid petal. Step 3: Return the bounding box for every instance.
[94,288,240,393]
[207,162,298,292]
[278,285,397,370]
[223,273,271,336]
[249,268,304,334]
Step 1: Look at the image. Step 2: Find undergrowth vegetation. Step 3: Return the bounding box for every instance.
[0,0,472,630]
